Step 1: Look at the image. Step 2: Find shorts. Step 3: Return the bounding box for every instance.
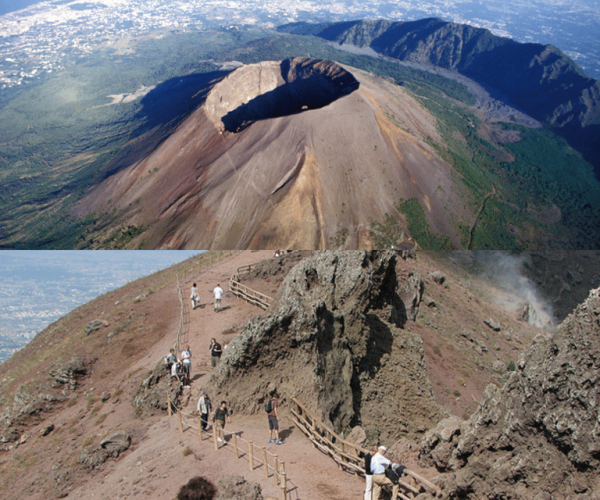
[182,363,190,374]
[268,415,279,431]
[211,355,220,367]
[215,419,225,430]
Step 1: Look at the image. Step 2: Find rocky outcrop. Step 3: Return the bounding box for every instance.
[397,271,424,321]
[208,251,446,443]
[79,447,110,470]
[49,357,93,389]
[79,431,131,470]
[0,357,93,437]
[418,288,600,499]
[84,319,109,336]
[100,431,131,456]
[215,475,263,500]
[132,361,182,417]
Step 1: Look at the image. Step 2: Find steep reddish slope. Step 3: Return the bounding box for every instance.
[75,58,465,250]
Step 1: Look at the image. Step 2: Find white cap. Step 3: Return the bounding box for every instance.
[378,445,387,452]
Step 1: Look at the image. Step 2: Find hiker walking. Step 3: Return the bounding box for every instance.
[213,401,231,443]
[266,393,282,444]
[209,338,222,368]
[371,446,399,500]
[211,283,223,312]
[197,392,212,431]
[190,283,200,310]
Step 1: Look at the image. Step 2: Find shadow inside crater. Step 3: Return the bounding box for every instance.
[221,62,360,132]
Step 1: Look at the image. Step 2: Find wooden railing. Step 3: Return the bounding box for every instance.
[167,395,292,500]
[175,276,190,354]
[290,398,443,499]
[181,250,238,283]
[230,264,273,310]
[174,250,238,352]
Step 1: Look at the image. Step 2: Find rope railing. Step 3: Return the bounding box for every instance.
[290,399,443,499]
[167,395,292,500]
[230,264,273,310]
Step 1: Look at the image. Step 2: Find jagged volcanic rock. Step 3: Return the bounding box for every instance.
[207,251,446,443]
[419,288,600,499]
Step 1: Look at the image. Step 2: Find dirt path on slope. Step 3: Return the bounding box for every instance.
[68,250,372,500]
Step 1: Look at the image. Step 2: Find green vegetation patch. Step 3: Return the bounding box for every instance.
[394,199,454,250]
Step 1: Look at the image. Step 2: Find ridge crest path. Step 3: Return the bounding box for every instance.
[66,251,432,500]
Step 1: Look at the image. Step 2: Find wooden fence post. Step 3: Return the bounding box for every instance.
[167,395,172,417]
[232,433,240,459]
[262,447,269,478]
[213,424,218,450]
[197,417,202,440]
[249,441,254,471]
[273,455,279,486]
[280,471,287,500]
[177,411,183,434]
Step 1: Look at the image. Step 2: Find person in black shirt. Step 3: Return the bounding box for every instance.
[213,400,230,443]
[209,338,223,368]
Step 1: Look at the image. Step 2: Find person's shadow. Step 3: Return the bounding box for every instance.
[279,425,294,441]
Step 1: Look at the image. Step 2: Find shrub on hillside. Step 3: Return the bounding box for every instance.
[177,476,217,500]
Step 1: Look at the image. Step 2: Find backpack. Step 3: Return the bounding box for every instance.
[264,399,273,413]
[385,465,406,484]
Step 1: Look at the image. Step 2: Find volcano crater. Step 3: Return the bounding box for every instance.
[205,57,360,132]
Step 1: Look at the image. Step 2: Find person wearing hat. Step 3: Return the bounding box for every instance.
[197,391,212,431]
[370,445,399,500]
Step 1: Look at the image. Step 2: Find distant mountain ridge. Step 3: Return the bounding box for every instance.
[279,18,600,177]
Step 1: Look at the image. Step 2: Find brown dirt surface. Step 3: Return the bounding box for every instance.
[0,250,556,500]
[73,60,466,250]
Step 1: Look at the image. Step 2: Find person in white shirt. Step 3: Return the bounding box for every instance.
[197,392,212,431]
[171,360,184,385]
[181,345,192,387]
[190,283,200,310]
[370,446,399,500]
[212,284,223,312]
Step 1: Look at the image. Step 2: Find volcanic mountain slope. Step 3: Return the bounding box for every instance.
[73,57,468,250]
[0,249,565,500]
[280,18,600,176]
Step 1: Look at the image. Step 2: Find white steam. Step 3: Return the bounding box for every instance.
[474,251,555,331]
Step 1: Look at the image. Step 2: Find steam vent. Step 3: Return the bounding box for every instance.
[205,57,360,132]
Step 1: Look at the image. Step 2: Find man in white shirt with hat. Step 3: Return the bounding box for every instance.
[370,445,399,500]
